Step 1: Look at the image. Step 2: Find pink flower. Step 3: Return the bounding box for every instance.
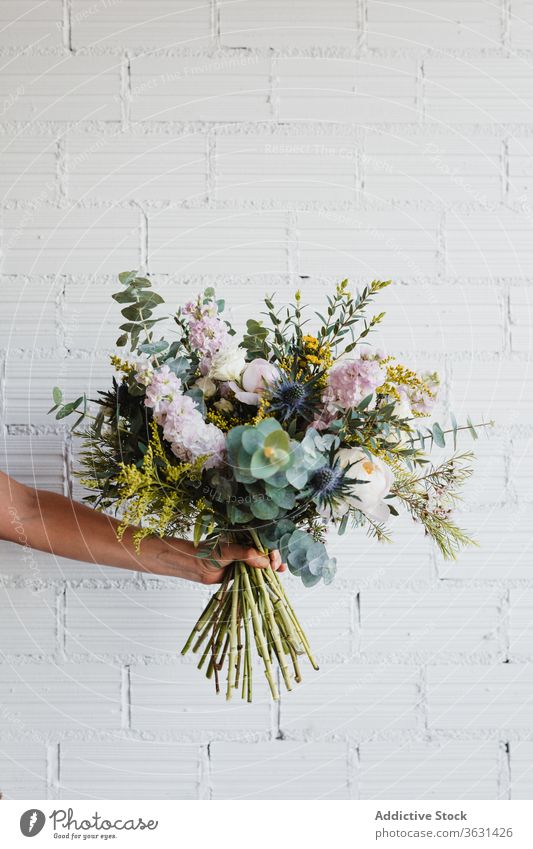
[143,366,225,469]
[323,357,385,413]
[228,358,279,405]
[144,365,182,420]
[188,315,229,358]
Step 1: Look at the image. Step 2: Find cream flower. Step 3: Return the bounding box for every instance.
[336,448,394,525]
[208,346,246,381]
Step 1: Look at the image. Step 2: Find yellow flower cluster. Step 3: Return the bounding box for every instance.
[377,359,436,411]
[301,334,333,368]
[109,354,135,375]
[114,421,204,549]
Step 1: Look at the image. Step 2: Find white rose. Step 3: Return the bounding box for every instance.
[208,346,246,381]
[194,376,217,398]
[336,448,394,525]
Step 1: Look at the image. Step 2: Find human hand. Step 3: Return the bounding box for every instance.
[197,543,286,585]
[147,538,286,585]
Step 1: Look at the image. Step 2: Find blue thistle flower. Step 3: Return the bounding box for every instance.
[268,375,317,422]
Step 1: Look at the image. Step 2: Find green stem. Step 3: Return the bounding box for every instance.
[251,569,292,692]
[226,571,240,700]
[240,563,279,701]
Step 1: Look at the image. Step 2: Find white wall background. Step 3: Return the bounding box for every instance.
[1,0,533,801]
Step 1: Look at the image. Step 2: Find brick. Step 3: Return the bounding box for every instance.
[509,437,533,502]
[509,286,533,354]
[360,741,498,799]
[0,586,57,655]
[277,57,417,124]
[130,56,271,122]
[360,588,500,658]
[0,1,61,48]
[130,661,271,734]
[425,58,533,125]
[438,509,533,582]
[457,431,507,507]
[220,0,359,48]
[66,132,206,202]
[449,360,533,427]
[327,515,434,587]
[0,742,48,799]
[59,740,200,799]
[0,541,140,584]
[445,210,533,277]
[0,137,58,202]
[428,665,533,730]
[280,664,420,735]
[371,282,503,354]
[71,0,211,49]
[210,741,349,799]
[510,1,533,48]
[280,580,352,658]
[509,590,533,658]
[0,434,65,493]
[1,207,140,276]
[4,358,112,426]
[66,584,208,656]
[367,1,500,49]
[215,133,357,203]
[362,133,502,205]
[0,279,60,350]
[510,742,533,799]
[148,209,288,275]
[508,138,533,204]
[0,55,120,122]
[63,280,128,351]
[0,662,121,730]
[295,210,438,278]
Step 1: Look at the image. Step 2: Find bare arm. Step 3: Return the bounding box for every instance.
[0,471,284,584]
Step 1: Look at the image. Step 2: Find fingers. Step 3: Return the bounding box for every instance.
[229,545,286,572]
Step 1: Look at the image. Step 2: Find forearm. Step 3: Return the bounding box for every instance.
[10,487,197,578]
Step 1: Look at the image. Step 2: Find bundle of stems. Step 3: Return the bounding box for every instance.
[181,555,318,702]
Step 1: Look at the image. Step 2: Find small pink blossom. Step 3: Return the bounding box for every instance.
[144,365,182,420]
[323,357,386,413]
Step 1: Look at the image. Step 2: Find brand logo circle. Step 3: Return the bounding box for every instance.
[20,809,46,837]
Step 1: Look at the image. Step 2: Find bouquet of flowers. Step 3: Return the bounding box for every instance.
[52,272,483,702]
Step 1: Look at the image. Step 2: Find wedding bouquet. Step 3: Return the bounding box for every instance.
[52,273,482,701]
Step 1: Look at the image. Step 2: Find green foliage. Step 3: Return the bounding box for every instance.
[113,271,166,351]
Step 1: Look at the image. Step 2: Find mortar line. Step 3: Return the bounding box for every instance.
[121,665,132,730]
[211,0,220,48]
[347,742,360,799]
[269,54,279,123]
[498,740,512,798]
[46,742,60,799]
[120,52,132,129]
[56,585,67,659]
[417,57,426,125]
[287,209,298,280]
[500,588,511,662]
[502,0,511,51]
[502,136,510,204]
[357,0,367,54]
[62,0,72,53]
[206,129,216,205]
[199,742,212,799]
[137,203,148,271]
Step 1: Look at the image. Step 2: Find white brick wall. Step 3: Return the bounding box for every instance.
[0,0,531,802]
